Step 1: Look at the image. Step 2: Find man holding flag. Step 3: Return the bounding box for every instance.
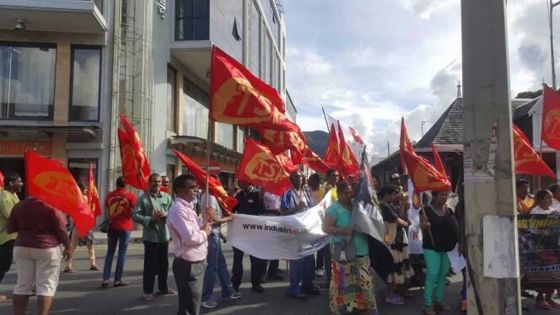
[133,173,174,301]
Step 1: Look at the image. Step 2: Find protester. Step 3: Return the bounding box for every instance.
[101,176,137,288]
[199,188,241,309]
[261,190,284,281]
[530,189,560,309]
[281,170,319,299]
[324,169,340,201]
[65,182,98,272]
[167,174,213,315]
[0,172,23,303]
[516,179,535,214]
[323,181,377,315]
[161,175,171,194]
[379,185,413,305]
[548,184,560,211]
[231,181,266,293]
[133,173,175,301]
[420,190,459,315]
[7,197,70,315]
[309,173,331,284]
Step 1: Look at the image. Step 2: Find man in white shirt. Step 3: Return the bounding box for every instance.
[547,184,560,212]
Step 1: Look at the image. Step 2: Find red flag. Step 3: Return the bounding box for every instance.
[25,151,95,237]
[0,170,4,190]
[349,126,365,145]
[118,115,151,190]
[542,84,560,150]
[236,139,292,195]
[323,124,340,170]
[400,119,451,193]
[275,153,298,173]
[514,125,555,178]
[173,149,237,215]
[295,147,330,174]
[432,144,447,177]
[259,127,307,156]
[211,46,299,131]
[337,122,360,178]
[399,118,413,174]
[88,163,102,217]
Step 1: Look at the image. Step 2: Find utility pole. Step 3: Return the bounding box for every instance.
[462,0,521,314]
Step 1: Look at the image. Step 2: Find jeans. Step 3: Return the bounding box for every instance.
[202,233,233,301]
[103,230,131,282]
[288,254,315,295]
[267,260,279,276]
[316,244,332,282]
[423,249,451,306]
[173,257,205,315]
[0,240,14,283]
[143,241,170,294]
[231,247,266,289]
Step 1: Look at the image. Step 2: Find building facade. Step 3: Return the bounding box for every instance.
[0,0,113,200]
[110,0,290,192]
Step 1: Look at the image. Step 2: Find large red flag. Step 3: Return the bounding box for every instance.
[210,46,298,131]
[542,84,560,150]
[323,123,340,170]
[88,163,102,217]
[337,121,360,178]
[25,151,95,237]
[400,119,451,193]
[118,115,151,190]
[259,127,307,157]
[399,118,413,174]
[513,125,555,178]
[173,149,237,215]
[275,153,299,173]
[236,139,292,195]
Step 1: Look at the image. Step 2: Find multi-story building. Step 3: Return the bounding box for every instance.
[0,0,294,207]
[110,0,291,191]
[0,0,112,198]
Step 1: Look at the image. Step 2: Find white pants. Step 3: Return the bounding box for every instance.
[13,246,62,297]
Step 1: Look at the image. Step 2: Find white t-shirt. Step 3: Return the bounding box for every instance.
[530,206,556,214]
[552,198,560,212]
[263,192,281,212]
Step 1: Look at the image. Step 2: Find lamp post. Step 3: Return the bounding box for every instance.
[549,0,560,89]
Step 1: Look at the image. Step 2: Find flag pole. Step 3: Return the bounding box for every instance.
[321,106,330,131]
[206,46,215,220]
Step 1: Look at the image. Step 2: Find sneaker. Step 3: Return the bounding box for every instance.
[114,281,129,287]
[157,289,176,295]
[228,291,242,300]
[385,295,404,305]
[101,281,110,289]
[315,268,324,277]
[287,292,307,300]
[143,294,154,302]
[252,284,264,293]
[201,299,218,309]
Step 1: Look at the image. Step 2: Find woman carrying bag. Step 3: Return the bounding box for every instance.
[421,190,459,315]
[323,181,377,315]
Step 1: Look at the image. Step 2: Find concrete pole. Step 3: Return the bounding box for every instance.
[462,0,521,314]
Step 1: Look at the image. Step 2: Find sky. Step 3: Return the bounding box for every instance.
[283,0,559,162]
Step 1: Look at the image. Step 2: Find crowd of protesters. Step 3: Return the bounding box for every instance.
[7,167,559,314]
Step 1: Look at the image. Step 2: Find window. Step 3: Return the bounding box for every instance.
[0,43,56,120]
[216,122,234,150]
[183,79,208,138]
[70,47,101,121]
[167,66,177,131]
[236,126,245,153]
[175,0,210,40]
[68,158,98,186]
[264,34,272,84]
[250,3,261,76]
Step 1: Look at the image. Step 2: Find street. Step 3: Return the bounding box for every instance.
[0,240,546,315]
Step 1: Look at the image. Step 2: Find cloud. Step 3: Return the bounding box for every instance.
[398,0,456,19]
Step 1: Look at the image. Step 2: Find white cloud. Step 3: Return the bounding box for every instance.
[285,0,560,160]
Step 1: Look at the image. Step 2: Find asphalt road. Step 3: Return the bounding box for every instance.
[0,242,551,314]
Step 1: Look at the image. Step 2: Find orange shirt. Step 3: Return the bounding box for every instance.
[517,196,535,214]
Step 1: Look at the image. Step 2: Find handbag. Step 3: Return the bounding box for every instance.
[99,219,111,233]
[333,235,356,262]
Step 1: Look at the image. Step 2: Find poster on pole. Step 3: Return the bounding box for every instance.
[518,213,560,288]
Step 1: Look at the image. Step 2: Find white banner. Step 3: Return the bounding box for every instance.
[227,192,333,260]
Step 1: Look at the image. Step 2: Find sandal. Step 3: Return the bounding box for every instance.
[435,301,451,311]
[422,305,436,315]
[64,267,75,273]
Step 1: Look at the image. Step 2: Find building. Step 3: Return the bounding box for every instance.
[0,0,112,199]
[110,0,291,193]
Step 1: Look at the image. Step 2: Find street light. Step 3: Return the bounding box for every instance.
[549,0,560,89]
